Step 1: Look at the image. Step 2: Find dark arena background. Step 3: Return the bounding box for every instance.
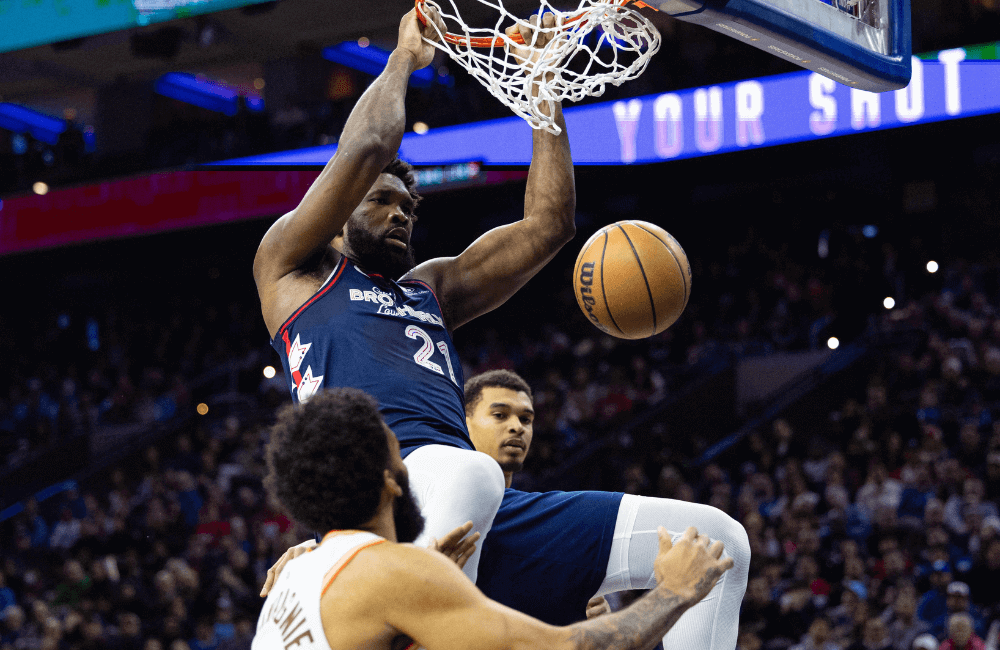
[2,0,1000,649]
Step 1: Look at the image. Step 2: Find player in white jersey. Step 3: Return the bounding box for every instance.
[254,387,732,650]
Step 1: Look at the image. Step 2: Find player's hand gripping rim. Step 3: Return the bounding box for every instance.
[504,12,560,73]
[398,4,445,71]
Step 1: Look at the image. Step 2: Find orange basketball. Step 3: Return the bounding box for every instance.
[573,220,692,340]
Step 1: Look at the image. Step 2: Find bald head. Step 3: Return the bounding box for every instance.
[948,613,973,648]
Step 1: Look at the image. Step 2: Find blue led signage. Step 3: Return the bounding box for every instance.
[211,52,1000,167]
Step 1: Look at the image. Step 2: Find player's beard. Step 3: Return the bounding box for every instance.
[392,469,425,544]
[346,219,417,281]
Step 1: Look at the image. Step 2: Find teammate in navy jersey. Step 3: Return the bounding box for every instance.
[463,370,749,650]
[253,8,575,583]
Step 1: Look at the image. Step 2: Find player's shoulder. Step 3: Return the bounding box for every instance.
[334,541,466,608]
[363,541,457,577]
[342,540,436,575]
[403,257,455,291]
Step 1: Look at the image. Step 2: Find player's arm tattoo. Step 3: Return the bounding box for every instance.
[565,587,690,650]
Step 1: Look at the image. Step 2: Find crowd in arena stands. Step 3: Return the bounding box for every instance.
[724,260,1000,650]
[0,413,286,650]
[0,297,266,469]
[3,235,1000,649]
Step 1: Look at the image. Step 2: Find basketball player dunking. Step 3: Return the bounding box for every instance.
[253,7,750,649]
[254,7,574,585]
[254,387,733,650]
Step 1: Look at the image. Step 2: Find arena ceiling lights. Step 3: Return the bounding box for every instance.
[154,72,264,115]
[0,103,67,145]
[322,42,436,88]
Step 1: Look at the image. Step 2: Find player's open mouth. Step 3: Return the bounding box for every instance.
[385,229,408,249]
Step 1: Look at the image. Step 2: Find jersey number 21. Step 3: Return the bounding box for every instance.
[405,325,458,386]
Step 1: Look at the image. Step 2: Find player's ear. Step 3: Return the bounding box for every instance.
[384,468,403,498]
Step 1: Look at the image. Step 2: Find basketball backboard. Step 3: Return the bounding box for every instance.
[658,0,911,91]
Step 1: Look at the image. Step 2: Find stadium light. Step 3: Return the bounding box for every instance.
[0,103,66,145]
[827,337,840,350]
[155,73,240,116]
[196,403,209,415]
[927,260,939,273]
[154,73,265,115]
[32,182,48,195]
[263,365,276,379]
[322,42,434,88]
[884,297,895,309]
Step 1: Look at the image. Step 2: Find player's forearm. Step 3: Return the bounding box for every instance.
[332,48,417,170]
[524,104,576,244]
[562,586,692,650]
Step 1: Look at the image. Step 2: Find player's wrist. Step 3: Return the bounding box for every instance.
[392,47,420,74]
[651,581,697,607]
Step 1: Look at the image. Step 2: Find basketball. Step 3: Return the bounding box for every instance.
[573,220,692,340]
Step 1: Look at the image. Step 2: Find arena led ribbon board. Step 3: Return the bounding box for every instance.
[211,53,1000,167]
[0,0,275,54]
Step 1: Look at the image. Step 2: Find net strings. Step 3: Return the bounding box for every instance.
[420,0,661,134]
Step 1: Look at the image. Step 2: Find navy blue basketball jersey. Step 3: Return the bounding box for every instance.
[477,488,624,626]
[270,257,474,457]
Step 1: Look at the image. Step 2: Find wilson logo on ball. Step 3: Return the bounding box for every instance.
[577,262,607,330]
[573,221,691,340]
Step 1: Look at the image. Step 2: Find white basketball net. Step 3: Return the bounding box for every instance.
[418,0,661,135]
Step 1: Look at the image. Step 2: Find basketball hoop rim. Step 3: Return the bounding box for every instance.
[414,0,659,49]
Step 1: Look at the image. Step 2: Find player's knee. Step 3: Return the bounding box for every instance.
[453,450,506,510]
[717,510,751,573]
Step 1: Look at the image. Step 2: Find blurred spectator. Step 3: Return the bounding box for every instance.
[927,582,988,640]
[846,617,893,650]
[112,611,145,650]
[916,561,952,623]
[857,461,904,522]
[52,559,91,608]
[0,605,25,646]
[216,615,253,650]
[741,576,784,641]
[50,506,82,549]
[939,613,986,650]
[189,619,219,650]
[883,591,932,650]
[0,571,14,613]
[965,537,1000,613]
[899,464,938,531]
[790,616,839,650]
